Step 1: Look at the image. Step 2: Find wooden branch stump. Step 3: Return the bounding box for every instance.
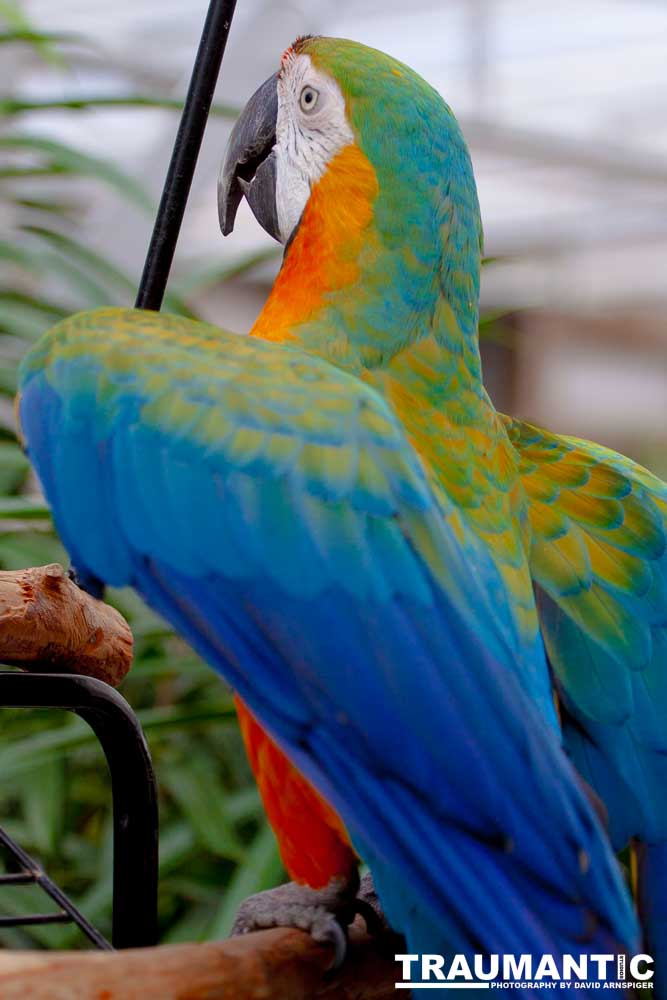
[0,922,400,999]
[0,563,132,685]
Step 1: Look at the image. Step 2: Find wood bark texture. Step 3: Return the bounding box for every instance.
[0,922,399,999]
[0,563,132,686]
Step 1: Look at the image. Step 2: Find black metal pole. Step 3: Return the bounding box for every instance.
[135,0,238,311]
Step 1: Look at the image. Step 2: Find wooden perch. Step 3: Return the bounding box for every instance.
[0,922,400,999]
[0,563,133,686]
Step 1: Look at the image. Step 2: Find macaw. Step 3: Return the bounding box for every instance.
[16,34,662,991]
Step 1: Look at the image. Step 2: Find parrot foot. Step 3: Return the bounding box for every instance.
[68,564,105,600]
[353,871,405,957]
[230,872,359,970]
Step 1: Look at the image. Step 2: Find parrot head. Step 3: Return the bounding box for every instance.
[219,37,483,359]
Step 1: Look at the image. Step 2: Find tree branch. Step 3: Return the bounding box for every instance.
[0,922,400,999]
[0,563,132,686]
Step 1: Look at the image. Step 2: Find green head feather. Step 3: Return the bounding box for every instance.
[296,36,484,365]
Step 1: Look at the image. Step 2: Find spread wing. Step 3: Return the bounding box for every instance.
[504,414,667,846]
[19,308,637,954]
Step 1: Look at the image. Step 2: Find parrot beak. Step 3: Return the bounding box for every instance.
[218,74,281,243]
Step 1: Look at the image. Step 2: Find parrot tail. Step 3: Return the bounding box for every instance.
[637,840,667,999]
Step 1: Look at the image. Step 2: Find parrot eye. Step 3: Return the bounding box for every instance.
[299,86,319,113]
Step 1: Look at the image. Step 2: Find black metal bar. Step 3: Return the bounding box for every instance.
[0,914,70,927]
[0,672,158,949]
[135,0,238,311]
[0,872,38,885]
[0,823,111,949]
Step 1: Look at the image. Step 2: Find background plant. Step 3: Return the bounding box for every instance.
[0,2,284,948]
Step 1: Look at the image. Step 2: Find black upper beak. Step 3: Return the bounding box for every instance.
[218,74,281,243]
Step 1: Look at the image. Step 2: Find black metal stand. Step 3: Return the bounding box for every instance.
[0,672,158,949]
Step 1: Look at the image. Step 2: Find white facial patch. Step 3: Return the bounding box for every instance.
[274,52,354,243]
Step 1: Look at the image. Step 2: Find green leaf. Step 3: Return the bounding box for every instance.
[21,226,137,298]
[20,756,66,854]
[0,95,238,118]
[162,752,246,861]
[0,165,70,180]
[0,496,51,519]
[158,822,198,877]
[14,231,203,319]
[0,718,93,779]
[223,786,263,825]
[36,252,119,307]
[160,292,201,322]
[172,248,280,298]
[0,136,153,212]
[478,309,519,346]
[12,196,79,218]
[0,365,19,394]
[161,902,217,945]
[0,705,237,780]
[0,289,68,319]
[0,441,29,493]
[0,301,55,340]
[0,4,77,65]
[0,0,80,67]
[206,822,283,939]
[0,30,80,47]
[0,240,39,270]
[0,532,65,569]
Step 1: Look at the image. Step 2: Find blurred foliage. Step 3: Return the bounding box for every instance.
[0,3,284,948]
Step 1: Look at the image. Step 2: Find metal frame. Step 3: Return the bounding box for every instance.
[0,824,112,949]
[0,672,158,949]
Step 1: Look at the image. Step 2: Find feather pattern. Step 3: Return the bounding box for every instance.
[19,307,638,969]
[503,416,667,846]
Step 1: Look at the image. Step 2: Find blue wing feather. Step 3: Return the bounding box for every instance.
[18,308,638,967]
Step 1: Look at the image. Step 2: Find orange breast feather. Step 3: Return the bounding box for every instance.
[250,142,378,343]
[235,697,357,888]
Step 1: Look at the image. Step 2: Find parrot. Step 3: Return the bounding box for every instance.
[16,33,664,992]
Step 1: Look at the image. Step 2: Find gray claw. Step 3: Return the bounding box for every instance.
[355,872,390,931]
[355,872,402,949]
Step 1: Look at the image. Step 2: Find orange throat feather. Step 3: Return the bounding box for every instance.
[250,143,378,344]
